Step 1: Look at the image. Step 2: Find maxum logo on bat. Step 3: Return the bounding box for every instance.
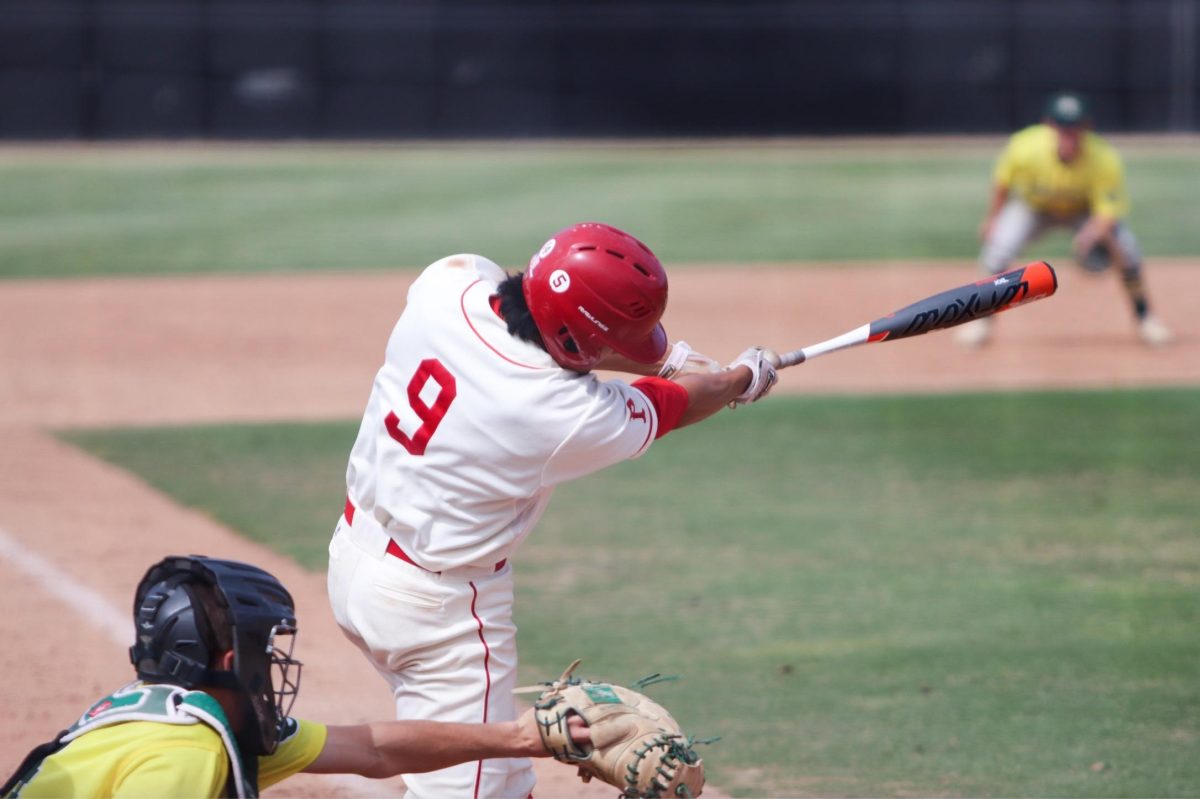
[898,262,1057,337]
[901,280,1030,336]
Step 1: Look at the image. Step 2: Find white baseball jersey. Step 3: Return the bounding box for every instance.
[345,254,660,572]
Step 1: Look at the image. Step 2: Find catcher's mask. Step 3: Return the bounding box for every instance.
[522,222,669,372]
[129,555,302,756]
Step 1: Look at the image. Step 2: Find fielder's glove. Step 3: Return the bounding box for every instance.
[525,660,707,798]
[728,346,778,406]
[1077,241,1113,273]
[658,340,721,380]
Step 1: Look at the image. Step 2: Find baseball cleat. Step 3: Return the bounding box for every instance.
[954,317,994,349]
[1138,315,1173,347]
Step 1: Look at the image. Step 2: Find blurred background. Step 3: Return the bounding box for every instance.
[2,0,1197,140]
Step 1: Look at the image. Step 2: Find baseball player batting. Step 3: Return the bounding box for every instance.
[326,222,776,799]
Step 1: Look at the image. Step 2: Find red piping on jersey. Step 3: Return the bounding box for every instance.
[469,581,493,799]
[461,279,542,369]
[638,412,654,452]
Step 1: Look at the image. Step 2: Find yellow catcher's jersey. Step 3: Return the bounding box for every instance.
[10,717,327,798]
[993,124,1129,219]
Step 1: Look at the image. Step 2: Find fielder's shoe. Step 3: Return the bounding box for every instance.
[1138,315,1173,347]
[954,317,994,349]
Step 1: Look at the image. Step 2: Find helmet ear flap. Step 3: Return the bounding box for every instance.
[130,576,213,688]
[554,326,581,355]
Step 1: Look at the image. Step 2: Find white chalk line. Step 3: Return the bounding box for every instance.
[0,523,131,644]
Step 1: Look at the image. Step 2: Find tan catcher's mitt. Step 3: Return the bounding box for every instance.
[527,659,706,798]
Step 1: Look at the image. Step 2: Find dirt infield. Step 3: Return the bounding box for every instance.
[1,260,1196,797]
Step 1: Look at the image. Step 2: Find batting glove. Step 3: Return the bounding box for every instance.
[657,340,721,380]
[728,346,778,406]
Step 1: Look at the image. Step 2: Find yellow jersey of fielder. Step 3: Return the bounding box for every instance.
[7,683,327,798]
[993,124,1130,219]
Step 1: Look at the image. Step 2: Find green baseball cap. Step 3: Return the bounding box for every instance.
[1044,92,1090,127]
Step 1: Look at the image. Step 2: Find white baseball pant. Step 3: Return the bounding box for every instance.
[981,197,1143,275]
[327,509,533,799]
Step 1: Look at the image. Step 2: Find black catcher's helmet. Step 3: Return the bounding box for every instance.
[129,555,302,755]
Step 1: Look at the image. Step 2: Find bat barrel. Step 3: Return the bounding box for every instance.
[866,260,1058,342]
[771,260,1058,370]
[1008,260,1058,305]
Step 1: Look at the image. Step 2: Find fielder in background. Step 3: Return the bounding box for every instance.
[2,555,588,799]
[957,90,1172,348]
[328,221,777,798]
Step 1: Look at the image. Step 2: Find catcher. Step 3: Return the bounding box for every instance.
[524,660,707,799]
[1,555,590,798]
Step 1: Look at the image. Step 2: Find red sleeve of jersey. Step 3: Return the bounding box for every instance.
[631,377,690,439]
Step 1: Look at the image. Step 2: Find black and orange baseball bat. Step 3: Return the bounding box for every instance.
[770,261,1058,368]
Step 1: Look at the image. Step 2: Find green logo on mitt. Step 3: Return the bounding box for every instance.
[582,684,623,704]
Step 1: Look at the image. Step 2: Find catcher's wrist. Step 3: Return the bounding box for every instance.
[510,717,548,758]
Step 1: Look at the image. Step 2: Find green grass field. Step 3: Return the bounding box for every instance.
[65,388,1200,797]
[3,141,1200,277]
[21,140,1199,796]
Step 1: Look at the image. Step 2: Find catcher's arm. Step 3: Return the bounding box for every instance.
[305,712,589,779]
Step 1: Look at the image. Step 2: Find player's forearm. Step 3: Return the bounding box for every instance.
[675,366,752,428]
[313,719,541,779]
[1073,214,1118,255]
[376,719,543,773]
[594,350,664,376]
[1083,214,1117,239]
[985,184,1008,218]
[596,341,720,379]
[978,184,1009,243]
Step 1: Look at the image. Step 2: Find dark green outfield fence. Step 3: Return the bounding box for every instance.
[2,0,1198,139]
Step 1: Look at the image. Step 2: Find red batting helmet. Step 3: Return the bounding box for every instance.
[523,222,669,372]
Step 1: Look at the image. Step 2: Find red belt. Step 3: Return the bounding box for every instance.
[344,497,506,574]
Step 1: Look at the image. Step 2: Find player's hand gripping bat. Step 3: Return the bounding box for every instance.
[766,261,1058,368]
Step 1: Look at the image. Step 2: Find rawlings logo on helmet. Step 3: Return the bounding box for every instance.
[578,305,610,331]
